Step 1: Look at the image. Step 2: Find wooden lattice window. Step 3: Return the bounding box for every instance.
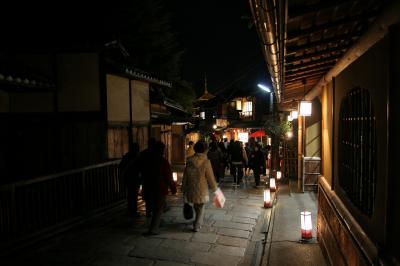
[339,87,376,217]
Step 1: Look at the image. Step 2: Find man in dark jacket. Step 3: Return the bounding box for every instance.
[119,142,141,217]
[249,143,266,187]
[141,141,177,235]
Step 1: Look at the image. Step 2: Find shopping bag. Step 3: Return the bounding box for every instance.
[183,202,193,220]
[213,188,225,208]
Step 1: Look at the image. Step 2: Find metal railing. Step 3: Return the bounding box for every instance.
[0,160,124,247]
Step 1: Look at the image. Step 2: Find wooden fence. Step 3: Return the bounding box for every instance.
[0,160,124,251]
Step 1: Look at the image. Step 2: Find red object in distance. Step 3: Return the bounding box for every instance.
[250,130,266,138]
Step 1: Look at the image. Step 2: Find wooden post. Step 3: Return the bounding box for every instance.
[298,115,303,191]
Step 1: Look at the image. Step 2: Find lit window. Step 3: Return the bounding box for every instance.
[236,100,242,111]
[242,101,252,117]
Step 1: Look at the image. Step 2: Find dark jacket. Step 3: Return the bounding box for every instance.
[250,150,266,170]
[140,152,176,201]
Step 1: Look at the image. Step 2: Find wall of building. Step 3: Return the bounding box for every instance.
[319,33,400,264]
[131,80,150,124]
[57,53,101,112]
[321,81,333,185]
[334,36,389,245]
[305,98,322,158]
[106,75,150,158]
[387,24,400,264]
[171,125,185,165]
[106,74,130,123]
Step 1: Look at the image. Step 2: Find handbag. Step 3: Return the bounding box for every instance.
[213,188,226,208]
[183,202,193,220]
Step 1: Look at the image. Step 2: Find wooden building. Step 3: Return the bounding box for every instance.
[250,0,400,264]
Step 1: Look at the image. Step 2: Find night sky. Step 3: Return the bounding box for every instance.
[0,0,270,98]
[169,0,270,97]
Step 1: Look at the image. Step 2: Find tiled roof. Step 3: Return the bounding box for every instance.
[0,73,54,89]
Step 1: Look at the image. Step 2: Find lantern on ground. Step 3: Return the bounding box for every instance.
[263,189,272,208]
[276,171,282,180]
[300,211,313,239]
[173,172,178,183]
[269,178,276,192]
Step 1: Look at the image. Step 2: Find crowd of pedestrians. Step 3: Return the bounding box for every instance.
[119,136,270,235]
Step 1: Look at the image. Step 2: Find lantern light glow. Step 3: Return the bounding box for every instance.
[299,101,312,116]
[291,110,298,119]
[276,171,282,180]
[263,189,272,208]
[270,177,276,192]
[300,211,313,239]
[173,172,178,182]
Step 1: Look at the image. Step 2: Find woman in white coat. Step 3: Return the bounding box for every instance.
[182,140,218,232]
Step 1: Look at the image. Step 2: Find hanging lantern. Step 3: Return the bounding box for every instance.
[276,171,282,180]
[173,172,178,183]
[300,211,313,239]
[290,110,298,119]
[270,178,276,192]
[263,189,272,208]
[299,101,312,116]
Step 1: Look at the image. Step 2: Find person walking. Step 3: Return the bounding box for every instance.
[182,140,218,232]
[231,141,248,185]
[207,141,223,182]
[249,143,266,187]
[119,142,141,217]
[141,141,177,235]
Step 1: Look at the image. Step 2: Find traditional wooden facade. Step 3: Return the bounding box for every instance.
[250,0,400,264]
[0,52,172,183]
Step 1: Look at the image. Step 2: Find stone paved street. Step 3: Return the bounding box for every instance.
[1,171,270,266]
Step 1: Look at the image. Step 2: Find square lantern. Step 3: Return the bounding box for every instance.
[270,177,276,192]
[300,211,313,239]
[299,101,312,116]
[263,189,272,208]
[276,171,282,180]
[173,172,178,183]
[290,110,298,119]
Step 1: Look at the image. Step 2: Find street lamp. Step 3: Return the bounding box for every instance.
[258,83,273,113]
[257,83,271,92]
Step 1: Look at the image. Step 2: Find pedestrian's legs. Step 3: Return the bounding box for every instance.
[232,164,237,183]
[237,164,243,184]
[193,203,205,231]
[148,194,166,234]
[254,167,260,186]
[219,164,225,181]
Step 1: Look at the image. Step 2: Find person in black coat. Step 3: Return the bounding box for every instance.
[119,142,141,217]
[249,143,266,187]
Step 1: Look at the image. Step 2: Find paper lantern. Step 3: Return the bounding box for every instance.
[263,189,272,208]
[173,172,178,182]
[300,211,313,239]
[276,171,282,180]
[299,101,312,116]
[270,178,276,192]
